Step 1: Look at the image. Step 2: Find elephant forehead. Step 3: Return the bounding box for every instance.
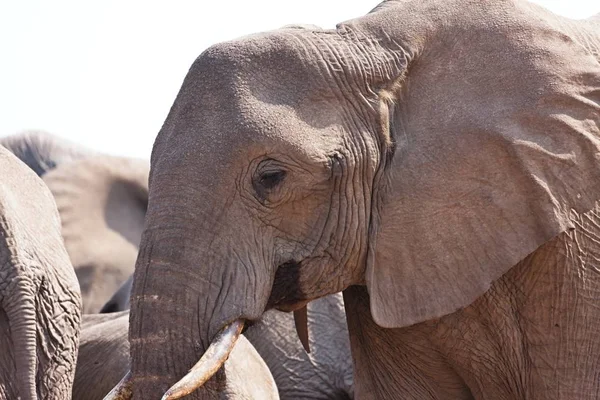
[182,32,351,123]
[155,99,339,176]
[154,34,350,169]
[189,30,332,94]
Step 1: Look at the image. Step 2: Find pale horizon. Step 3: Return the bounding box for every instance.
[1,0,599,159]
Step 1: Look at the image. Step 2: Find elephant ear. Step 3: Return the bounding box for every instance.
[42,155,149,312]
[350,2,600,328]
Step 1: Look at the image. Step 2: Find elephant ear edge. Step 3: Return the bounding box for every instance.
[353,2,600,329]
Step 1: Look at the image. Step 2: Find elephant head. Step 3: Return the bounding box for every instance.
[112,0,600,398]
[0,146,82,399]
[42,155,149,313]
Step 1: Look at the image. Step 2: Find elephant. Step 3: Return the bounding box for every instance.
[0,145,82,399]
[2,132,149,314]
[73,312,129,400]
[106,0,600,399]
[0,130,93,176]
[244,295,353,400]
[75,311,279,400]
[42,155,149,313]
[101,275,354,399]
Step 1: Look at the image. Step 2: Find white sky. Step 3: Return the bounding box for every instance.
[1,1,599,159]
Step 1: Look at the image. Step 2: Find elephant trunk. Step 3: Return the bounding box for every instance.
[127,237,224,399]
[121,209,265,400]
[108,320,243,400]
[4,281,38,400]
[113,165,271,398]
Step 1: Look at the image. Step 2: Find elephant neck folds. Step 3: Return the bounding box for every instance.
[345,203,600,400]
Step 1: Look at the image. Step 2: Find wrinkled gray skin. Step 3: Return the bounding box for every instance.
[75,311,279,400]
[102,277,353,399]
[245,295,353,400]
[1,132,148,313]
[0,133,146,313]
[123,1,600,399]
[0,130,93,176]
[43,156,149,313]
[0,146,82,399]
[74,312,130,400]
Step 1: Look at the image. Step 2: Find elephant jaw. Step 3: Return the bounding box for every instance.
[104,320,244,400]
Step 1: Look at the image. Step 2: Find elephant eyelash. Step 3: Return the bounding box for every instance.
[259,170,286,189]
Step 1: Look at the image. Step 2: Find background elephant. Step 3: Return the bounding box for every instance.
[74,312,129,400]
[42,155,149,313]
[0,130,93,176]
[108,1,600,399]
[75,311,279,400]
[244,295,353,400]
[0,146,82,399]
[1,132,146,313]
[101,276,354,399]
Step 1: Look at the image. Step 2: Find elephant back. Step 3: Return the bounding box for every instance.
[0,130,93,176]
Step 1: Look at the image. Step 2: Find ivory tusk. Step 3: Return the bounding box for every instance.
[103,371,133,400]
[161,319,245,400]
[294,305,310,353]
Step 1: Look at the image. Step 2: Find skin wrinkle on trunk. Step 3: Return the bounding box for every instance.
[129,218,257,399]
[0,236,80,400]
[161,319,244,400]
[4,278,38,400]
[129,142,280,397]
[1,145,82,399]
[130,256,213,398]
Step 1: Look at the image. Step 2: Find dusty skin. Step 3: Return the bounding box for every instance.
[1,0,599,398]
[0,146,82,399]
[97,0,600,399]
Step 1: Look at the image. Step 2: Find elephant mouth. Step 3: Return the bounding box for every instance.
[267,259,307,309]
[267,259,312,353]
[275,298,311,312]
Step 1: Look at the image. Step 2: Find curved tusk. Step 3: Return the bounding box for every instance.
[103,370,133,400]
[161,319,245,400]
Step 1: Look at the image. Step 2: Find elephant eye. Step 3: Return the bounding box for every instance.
[252,166,287,203]
[259,170,286,189]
